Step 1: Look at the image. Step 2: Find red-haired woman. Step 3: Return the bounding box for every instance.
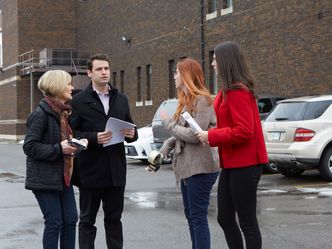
[197,41,268,249]
[160,58,220,249]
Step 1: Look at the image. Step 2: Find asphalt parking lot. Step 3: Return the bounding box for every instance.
[1,143,332,249]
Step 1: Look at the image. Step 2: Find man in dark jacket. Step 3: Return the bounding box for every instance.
[70,54,138,249]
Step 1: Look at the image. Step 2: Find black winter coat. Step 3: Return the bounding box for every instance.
[70,83,138,188]
[23,100,65,191]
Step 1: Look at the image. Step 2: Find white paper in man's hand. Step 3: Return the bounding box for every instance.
[181,112,203,132]
[103,117,136,147]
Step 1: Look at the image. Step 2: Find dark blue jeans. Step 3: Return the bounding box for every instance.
[33,185,78,249]
[180,172,219,249]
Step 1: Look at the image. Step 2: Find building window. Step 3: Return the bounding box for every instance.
[168,60,176,99]
[136,66,143,106]
[221,0,233,16]
[0,10,3,67]
[206,0,217,20]
[209,51,218,95]
[207,0,216,13]
[120,70,125,93]
[145,64,152,105]
[222,0,232,8]
[112,72,117,88]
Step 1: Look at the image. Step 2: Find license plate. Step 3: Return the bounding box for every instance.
[270,132,281,141]
[125,147,128,154]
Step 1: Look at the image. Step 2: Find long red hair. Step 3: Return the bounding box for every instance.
[173,58,213,121]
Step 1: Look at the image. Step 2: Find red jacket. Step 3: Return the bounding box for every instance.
[208,88,268,169]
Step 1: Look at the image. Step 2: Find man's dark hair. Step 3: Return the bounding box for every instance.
[87,54,110,71]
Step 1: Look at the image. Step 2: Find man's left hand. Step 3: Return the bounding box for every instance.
[121,128,135,139]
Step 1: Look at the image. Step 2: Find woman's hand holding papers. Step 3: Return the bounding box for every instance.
[196,130,209,146]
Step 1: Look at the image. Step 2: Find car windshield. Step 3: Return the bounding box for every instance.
[153,101,178,120]
[265,102,307,122]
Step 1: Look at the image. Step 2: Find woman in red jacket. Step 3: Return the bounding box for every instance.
[197,41,268,249]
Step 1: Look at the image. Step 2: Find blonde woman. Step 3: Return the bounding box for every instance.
[23,70,86,249]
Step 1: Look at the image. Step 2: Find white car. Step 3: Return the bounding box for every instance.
[124,125,153,162]
[263,95,332,180]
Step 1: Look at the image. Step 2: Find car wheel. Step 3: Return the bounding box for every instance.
[263,162,279,174]
[277,165,304,177]
[318,146,332,181]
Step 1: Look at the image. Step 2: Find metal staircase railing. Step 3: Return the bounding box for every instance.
[18,48,92,76]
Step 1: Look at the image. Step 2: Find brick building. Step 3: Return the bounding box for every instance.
[0,0,331,139]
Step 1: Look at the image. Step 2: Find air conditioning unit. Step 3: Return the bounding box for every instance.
[39,48,51,66]
[39,48,78,66]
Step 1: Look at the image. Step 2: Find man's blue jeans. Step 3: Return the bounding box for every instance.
[180,172,219,249]
[33,185,78,249]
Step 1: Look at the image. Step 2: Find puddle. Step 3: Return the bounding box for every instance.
[125,191,218,214]
[261,189,287,193]
[0,172,24,183]
[297,187,332,197]
[0,228,38,239]
[6,176,25,183]
[0,172,17,178]
[261,206,332,215]
[259,186,332,199]
[125,191,182,210]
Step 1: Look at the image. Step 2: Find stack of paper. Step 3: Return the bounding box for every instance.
[181,112,202,132]
[103,117,136,147]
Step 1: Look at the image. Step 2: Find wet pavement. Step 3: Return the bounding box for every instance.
[1,143,332,248]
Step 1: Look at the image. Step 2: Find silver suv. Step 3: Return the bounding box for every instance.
[151,99,178,163]
[263,95,332,180]
[151,99,178,146]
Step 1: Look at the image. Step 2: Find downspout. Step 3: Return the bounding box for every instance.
[29,70,34,112]
[200,0,205,73]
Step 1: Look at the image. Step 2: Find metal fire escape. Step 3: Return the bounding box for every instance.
[18,48,92,111]
[19,48,91,76]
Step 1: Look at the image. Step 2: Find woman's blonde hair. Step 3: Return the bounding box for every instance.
[38,70,72,97]
[173,58,213,121]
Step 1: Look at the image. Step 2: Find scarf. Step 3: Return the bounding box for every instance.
[45,95,73,187]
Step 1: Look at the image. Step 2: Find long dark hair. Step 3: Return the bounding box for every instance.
[214,41,256,97]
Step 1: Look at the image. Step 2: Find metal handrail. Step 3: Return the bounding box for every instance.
[18,48,92,75]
